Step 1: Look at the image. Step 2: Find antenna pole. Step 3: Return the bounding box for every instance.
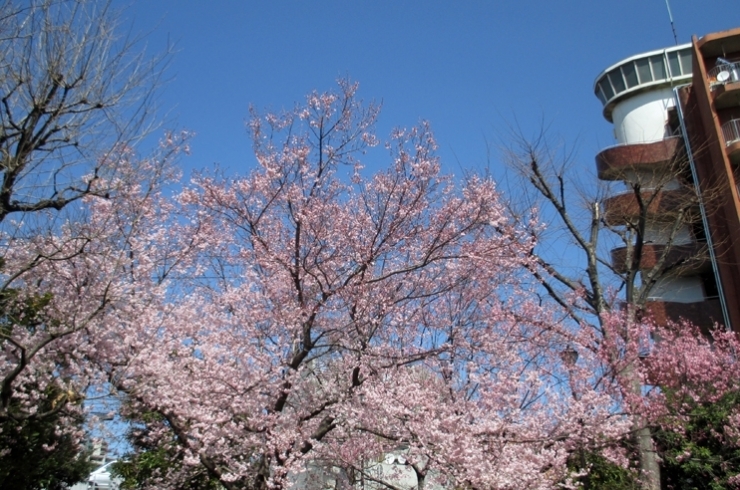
[664,0,679,45]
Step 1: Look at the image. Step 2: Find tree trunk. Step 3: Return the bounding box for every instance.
[623,306,661,490]
[637,424,661,490]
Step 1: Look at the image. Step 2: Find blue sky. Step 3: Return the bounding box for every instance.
[117,1,739,181]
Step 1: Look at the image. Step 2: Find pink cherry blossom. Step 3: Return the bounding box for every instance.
[115,82,674,489]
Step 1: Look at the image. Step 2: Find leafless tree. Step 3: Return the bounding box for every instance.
[0,0,169,223]
[503,127,716,490]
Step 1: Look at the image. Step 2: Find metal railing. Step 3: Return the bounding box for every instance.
[708,61,740,86]
[721,119,740,147]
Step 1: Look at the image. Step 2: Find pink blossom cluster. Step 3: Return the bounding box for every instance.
[115,82,691,489]
[0,133,191,449]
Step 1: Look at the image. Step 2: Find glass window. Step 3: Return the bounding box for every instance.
[609,70,626,93]
[622,62,639,88]
[595,84,607,105]
[668,51,681,77]
[599,79,614,101]
[650,55,667,79]
[679,49,693,75]
[636,57,652,83]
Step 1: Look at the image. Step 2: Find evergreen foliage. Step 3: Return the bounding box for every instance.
[657,391,740,490]
[0,388,93,490]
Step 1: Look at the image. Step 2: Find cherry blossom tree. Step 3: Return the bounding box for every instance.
[113,81,649,490]
[0,0,179,478]
[502,129,740,489]
[0,135,188,423]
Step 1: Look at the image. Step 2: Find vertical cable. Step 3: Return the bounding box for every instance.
[673,86,731,329]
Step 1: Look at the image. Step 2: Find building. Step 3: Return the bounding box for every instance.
[592,27,740,331]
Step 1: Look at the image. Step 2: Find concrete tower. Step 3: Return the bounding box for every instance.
[593,28,740,331]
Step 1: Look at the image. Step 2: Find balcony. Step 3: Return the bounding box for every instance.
[603,188,697,226]
[610,242,709,275]
[595,136,684,181]
[708,62,740,110]
[645,297,723,332]
[721,118,740,164]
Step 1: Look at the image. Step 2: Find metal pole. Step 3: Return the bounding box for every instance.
[665,0,679,45]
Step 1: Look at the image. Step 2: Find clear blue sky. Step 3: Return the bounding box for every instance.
[117,1,739,181]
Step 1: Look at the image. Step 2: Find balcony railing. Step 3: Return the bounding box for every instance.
[595,136,684,181]
[708,61,740,87]
[722,119,740,146]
